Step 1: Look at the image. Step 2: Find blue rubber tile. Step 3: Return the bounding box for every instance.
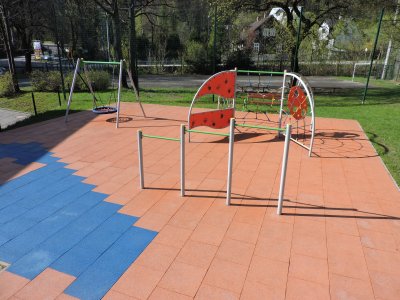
[8,202,122,279]
[52,213,138,277]
[0,205,27,224]
[0,191,105,263]
[0,235,9,247]
[0,143,48,165]
[16,176,93,210]
[0,191,106,242]
[35,153,59,164]
[0,217,37,241]
[65,226,157,300]
[18,179,87,217]
[9,167,76,202]
[0,163,66,196]
[0,193,24,210]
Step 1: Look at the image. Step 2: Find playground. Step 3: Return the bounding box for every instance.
[1,74,400,299]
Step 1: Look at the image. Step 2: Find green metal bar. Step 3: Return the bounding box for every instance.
[82,60,121,65]
[186,129,230,137]
[362,8,384,104]
[236,123,285,132]
[142,134,180,142]
[237,70,285,75]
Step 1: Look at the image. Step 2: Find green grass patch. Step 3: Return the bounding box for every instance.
[0,78,399,185]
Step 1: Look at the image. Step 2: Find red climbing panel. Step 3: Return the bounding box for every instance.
[196,71,236,99]
[189,108,234,129]
[288,86,308,120]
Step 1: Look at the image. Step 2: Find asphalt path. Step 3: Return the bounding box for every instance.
[2,56,366,90]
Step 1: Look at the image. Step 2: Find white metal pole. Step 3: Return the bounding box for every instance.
[180,124,185,196]
[137,130,144,189]
[65,58,80,122]
[352,63,357,82]
[226,118,235,205]
[116,60,123,128]
[277,124,291,215]
[278,70,287,137]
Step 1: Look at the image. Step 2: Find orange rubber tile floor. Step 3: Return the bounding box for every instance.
[0,102,399,300]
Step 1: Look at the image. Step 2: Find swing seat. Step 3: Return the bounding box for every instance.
[92,106,118,114]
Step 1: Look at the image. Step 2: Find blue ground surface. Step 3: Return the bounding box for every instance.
[0,143,157,300]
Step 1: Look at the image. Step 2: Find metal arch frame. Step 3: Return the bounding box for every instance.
[278,71,315,157]
[187,68,237,129]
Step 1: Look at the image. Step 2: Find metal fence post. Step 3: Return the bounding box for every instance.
[180,124,185,196]
[31,92,38,116]
[277,124,291,215]
[137,130,144,189]
[226,118,235,205]
[57,88,62,106]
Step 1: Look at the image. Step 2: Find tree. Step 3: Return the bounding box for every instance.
[12,0,36,73]
[94,0,127,87]
[209,0,397,72]
[0,0,20,92]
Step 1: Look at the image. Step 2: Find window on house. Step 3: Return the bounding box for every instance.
[253,42,260,52]
[263,28,276,37]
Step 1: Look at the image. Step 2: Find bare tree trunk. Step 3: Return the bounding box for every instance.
[21,30,32,73]
[290,45,299,72]
[112,2,128,87]
[70,18,77,57]
[129,0,139,90]
[0,4,20,92]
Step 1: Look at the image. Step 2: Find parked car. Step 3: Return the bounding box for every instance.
[0,67,7,75]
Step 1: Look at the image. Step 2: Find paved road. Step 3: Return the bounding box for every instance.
[138,74,365,89]
[0,108,31,130]
[2,56,365,89]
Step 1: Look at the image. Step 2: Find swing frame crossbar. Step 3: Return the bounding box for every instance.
[81,60,121,66]
[65,58,146,128]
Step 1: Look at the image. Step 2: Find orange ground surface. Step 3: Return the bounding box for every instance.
[0,103,399,299]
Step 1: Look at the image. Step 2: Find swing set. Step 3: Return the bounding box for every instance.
[65,58,146,128]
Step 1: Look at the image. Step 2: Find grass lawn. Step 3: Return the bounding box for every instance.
[0,77,399,185]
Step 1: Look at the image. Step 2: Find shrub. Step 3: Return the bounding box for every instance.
[65,72,86,91]
[65,70,110,91]
[0,72,15,97]
[225,49,254,70]
[184,41,209,74]
[47,71,63,91]
[87,70,110,91]
[31,70,61,92]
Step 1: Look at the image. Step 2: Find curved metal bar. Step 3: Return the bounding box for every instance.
[284,72,315,157]
[187,69,237,130]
